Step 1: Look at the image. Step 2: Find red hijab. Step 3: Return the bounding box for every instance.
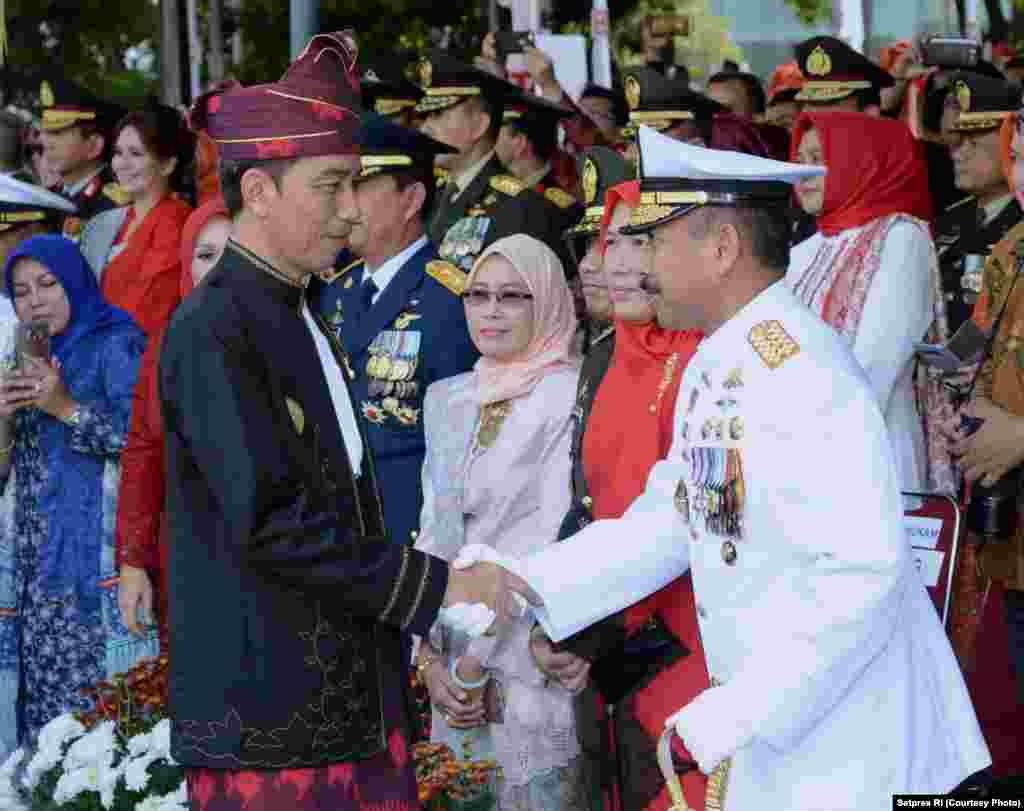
[178,197,229,298]
[584,181,702,518]
[792,111,933,236]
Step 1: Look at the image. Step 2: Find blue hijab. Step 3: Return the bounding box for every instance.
[4,235,141,614]
[4,235,137,366]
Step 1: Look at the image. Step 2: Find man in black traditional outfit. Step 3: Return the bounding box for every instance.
[159,30,513,811]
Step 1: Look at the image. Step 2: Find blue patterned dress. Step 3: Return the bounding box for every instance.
[0,325,157,751]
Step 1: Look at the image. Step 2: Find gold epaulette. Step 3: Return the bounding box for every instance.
[319,257,363,285]
[102,182,131,206]
[425,259,467,295]
[490,174,526,197]
[544,187,577,209]
[747,320,800,370]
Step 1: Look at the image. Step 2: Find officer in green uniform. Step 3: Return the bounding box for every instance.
[619,66,726,166]
[558,146,631,540]
[417,51,578,275]
[934,71,1022,332]
[496,87,580,206]
[361,65,424,129]
[35,75,127,241]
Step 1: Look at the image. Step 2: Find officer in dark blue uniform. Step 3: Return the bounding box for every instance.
[311,114,480,549]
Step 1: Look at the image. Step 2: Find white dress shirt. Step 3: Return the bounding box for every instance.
[301,303,364,475]
[363,235,428,305]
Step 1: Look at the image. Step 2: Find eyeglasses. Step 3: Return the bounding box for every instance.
[461,289,534,309]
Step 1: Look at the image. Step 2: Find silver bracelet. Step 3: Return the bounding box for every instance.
[448,657,490,690]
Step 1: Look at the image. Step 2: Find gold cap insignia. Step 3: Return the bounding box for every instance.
[418,58,433,88]
[624,74,642,111]
[285,397,305,435]
[40,81,55,108]
[582,158,598,205]
[956,80,972,113]
[748,320,800,369]
[806,45,832,77]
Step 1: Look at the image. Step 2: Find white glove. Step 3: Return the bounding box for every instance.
[436,602,498,638]
[664,687,751,776]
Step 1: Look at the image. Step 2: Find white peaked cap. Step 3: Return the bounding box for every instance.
[636,125,826,184]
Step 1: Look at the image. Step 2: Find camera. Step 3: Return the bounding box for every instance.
[960,414,1020,539]
[920,35,981,69]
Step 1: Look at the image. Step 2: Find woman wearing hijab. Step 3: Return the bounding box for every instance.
[413,234,586,810]
[115,198,230,654]
[0,235,150,744]
[536,179,705,811]
[789,111,944,492]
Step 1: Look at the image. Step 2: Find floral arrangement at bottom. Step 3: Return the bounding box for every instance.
[0,656,187,811]
[414,738,502,811]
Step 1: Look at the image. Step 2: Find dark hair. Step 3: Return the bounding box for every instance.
[218,158,300,217]
[114,103,197,194]
[505,119,558,161]
[687,205,791,271]
[708,72,767,116]
[392,169,438,225]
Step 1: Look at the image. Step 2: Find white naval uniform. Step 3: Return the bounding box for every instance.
[516,281,990,809]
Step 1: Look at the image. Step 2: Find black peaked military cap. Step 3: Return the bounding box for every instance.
[566,146,632,237]
[35,74,125,134]
[622,66,726,136]
[946,71,1022,132]
[356,113,456,181]
[501,88,573,143]
[361,65,424,118]
[413,51,513,115]
[794,36,894,103]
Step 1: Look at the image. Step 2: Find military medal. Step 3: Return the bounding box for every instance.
[475,400,513,450]
[674,479,690,524]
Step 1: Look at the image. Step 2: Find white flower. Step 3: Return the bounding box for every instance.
[36,713,86,753]
[53,753,111,805]
[99,759,124,810]
[24,744,62,790]
[64,721,117,770]
[127,730,153,758]
[0,748,24,777]
[149,719,174,763]
[134,795,163,811]
[124,753,156,792]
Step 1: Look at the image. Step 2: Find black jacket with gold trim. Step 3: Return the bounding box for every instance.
[159,241,449,769]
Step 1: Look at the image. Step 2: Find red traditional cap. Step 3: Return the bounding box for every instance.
[190,31,362,161]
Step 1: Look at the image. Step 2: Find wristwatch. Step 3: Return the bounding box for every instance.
[62,406,83,427]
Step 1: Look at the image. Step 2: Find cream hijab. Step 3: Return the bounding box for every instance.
[468,234,579,405]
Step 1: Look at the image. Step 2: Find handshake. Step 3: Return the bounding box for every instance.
[439,544,542,637]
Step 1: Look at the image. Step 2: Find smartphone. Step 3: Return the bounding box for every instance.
[14,321,50,370]
[649,15,691,37]
[920,36,980,69]
[495,30,534,58]
[915,319,988,371]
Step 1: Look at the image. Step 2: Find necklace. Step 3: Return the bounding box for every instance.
[475,400,513,450]
[649,352,680,415]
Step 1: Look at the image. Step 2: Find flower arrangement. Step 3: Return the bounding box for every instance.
[413,739,501,811]
[0,656,186,811]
